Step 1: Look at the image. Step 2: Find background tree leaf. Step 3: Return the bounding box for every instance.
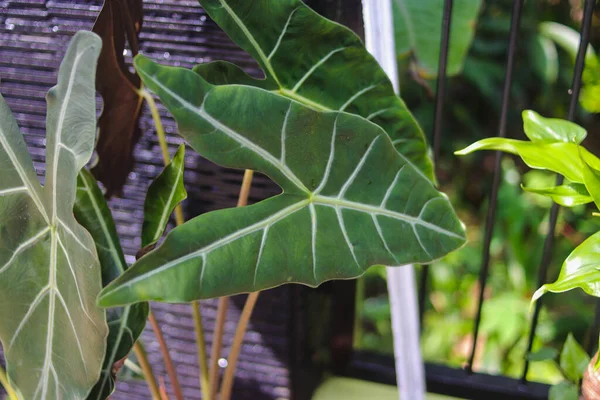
[521,183,592,207]
[527,347,559,362]
[193,0,435,182]
[74,169,149,400]
[0,31,107,399]
[533,231,600,300]
[522,110,587,144]
[549,381,578,400]
[91,0,144,197]
[97,56,465,306]
[141,144,187,248]
[560,333,590,382]
[393,0,483,78]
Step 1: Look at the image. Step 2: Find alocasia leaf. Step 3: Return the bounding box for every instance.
[533,231,600,300]
[393,0,482,78]
[91,0,144,197]
[141,144,187,248]
[74,169,149,400]
[0,31,107,399]
[193,0,434,182]
[521,183,592,207]
[97,56,465,306]
[560,333,590,382]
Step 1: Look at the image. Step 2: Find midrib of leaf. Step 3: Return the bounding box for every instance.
[153,159,184,243]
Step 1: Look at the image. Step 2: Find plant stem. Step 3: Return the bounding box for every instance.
[133,341,162,400]
[148,310,185,400]
[219,291,260,400]
[0,365,18,400]
[192,300,211,399]
[209,169,254,400]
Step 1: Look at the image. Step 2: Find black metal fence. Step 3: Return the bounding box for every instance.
[334,1,598,399]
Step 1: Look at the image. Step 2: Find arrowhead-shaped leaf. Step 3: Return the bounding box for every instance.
[193,0,434,182]
[0,32,107,399]
[141,144,187,248]
[74,169,149,400]
[91,0,144,197]
[533,231,600,300]
[393,0,482,77]
[97,56,465,306]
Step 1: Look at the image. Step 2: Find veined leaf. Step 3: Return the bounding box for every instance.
[522,110,587,144]
[97,56,466,306]
[455,138,600,184]
[141,144,187,248]
[0,32,107,399]
[91,0,144,197]
[521,183,592,207]
[533,231,600,300]
[74,169,149,400]
[393,0,482,77]
[193,0,434,182]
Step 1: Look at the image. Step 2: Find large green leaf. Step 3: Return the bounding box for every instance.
[74,169,149,400]
[97,56,466,306]
[533,231,600,300]
[522,110,587,144]
[393,0,482,78]
[141,144,187,248]
[0,31,107,399]
[193,0,434,182]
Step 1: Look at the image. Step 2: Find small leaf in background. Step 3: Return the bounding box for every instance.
[141,144,187,248]
[194,0,435,182]
[549,381,579,400]
[521,183,592,207]
[522,110,587,144]
[533,231,600,300]
[530,34,558,84]
[91,0,144,197]
[527,347,559,362]
[97,56,466,306]
[393,0,483,78]
[0,31,106,399]
[560,333,590,382]
[75,169,149,400]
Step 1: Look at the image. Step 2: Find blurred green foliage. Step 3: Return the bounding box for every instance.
[355,0,600,385]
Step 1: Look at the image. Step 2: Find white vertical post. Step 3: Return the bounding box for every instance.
[361,2,426,400]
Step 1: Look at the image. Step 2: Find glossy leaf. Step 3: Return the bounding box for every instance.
[74,169,149,400]
[97,56,466,306]
[0,32,107,399]
[560,333,590,382]
[91,0,144,197]
[533,231,600,300]
[456,138,600,184]
[549,382,578,400]
[193,0,434,182]
[522,110,587,144]
[580,154,600,211]
[393,0,482,77]
[521,183,592,207]
[141,144,187,247]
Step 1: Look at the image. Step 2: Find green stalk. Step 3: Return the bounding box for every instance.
[0,365,18,400]
[139,88,210,399]
[133,342,162,400]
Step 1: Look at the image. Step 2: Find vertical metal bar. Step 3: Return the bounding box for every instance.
[521,0,595,382]
[466,0,524,374]
[418,0,454,329]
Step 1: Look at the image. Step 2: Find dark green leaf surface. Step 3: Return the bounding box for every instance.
[560,333,590,382]
[533,231,600,299]
[98,56,466,306]
[0,32,107,399]
[193,0,434,182]
[393,0,482,77]
[74,169,148,400]
[141,144,187,247]
[521,183,592,207]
